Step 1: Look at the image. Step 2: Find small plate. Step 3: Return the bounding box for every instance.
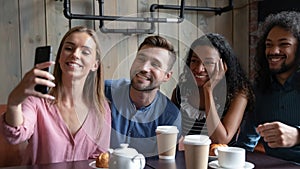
[208,160,255,169]
[209,156,218,161]
[89,161,108,169]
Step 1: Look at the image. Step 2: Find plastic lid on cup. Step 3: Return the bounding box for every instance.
[183,135,211,145]
[155,126,179,134]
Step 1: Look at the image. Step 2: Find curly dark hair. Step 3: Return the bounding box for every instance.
[178,33,254,114]
[254,11,300,92]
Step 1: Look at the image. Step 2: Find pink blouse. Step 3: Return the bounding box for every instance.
[0,96,111,165]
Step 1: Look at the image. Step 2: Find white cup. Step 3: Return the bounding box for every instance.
[215,147,245,168]
[156,126,179,160]
[183,135,211,169]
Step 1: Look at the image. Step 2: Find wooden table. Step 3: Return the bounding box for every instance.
[0,151,299,169]
[145,151,300,169]
[0,160,92,169]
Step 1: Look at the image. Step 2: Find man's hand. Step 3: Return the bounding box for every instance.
[256,121,299,148]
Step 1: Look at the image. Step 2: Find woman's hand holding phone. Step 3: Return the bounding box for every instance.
[7,46,56,107]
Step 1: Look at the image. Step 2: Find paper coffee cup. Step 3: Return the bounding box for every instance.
[156,126,179,160]
[183,135,211,169]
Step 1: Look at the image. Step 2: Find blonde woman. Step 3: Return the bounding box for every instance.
[0,26,111,165]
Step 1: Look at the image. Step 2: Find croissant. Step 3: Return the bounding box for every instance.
[96,152,109,168]
[209,143,228,156]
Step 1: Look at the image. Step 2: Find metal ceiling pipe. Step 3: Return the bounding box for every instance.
[63,0,233,34]
[63,0,186,34]
[150,0,233,16]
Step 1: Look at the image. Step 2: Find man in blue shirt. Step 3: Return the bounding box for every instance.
[237,11,300,163]
[105,36,181,157]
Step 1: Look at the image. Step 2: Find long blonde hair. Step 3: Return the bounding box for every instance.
[49,26,106,116]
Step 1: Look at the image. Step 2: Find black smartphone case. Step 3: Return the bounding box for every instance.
[34,46,52,94]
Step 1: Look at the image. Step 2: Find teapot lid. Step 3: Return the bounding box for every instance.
[113,144,139,157]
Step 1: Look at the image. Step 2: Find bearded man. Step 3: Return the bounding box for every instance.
[237,11,300,163]
[105,36,181,157]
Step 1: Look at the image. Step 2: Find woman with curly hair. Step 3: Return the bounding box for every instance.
[171,33,254,145]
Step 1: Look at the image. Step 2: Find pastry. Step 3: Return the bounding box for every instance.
[96,152,109,168]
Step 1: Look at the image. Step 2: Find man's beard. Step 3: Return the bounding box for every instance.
[130,79,159,92]
[270,58,297,75]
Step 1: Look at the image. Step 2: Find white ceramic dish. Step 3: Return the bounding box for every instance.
[208,160,255,169]
[89,161,108,169]
[209,155,218,162]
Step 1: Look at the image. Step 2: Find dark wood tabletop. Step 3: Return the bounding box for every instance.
[0,151,299,169]
[145,151,300,169]
[0,160,94,169]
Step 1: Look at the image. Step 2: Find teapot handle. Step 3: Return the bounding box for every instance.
[214,147,219,157]
[132,154,145,169]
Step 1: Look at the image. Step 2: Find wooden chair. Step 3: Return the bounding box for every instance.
[0,104,27,167]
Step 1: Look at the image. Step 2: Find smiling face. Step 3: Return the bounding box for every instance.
[130,45,172,92]
[59,32,99,80]
[265,26,298,75]
[190,45,220,87]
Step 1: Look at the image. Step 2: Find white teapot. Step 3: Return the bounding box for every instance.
[109,144,145,169]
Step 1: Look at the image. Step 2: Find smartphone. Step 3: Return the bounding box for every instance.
[34,46,52,94]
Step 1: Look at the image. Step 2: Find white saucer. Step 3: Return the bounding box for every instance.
[209,156,218,161]
[89,161,108,169]
[208,160,255,169]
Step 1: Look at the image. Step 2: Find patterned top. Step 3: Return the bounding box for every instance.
[171,85,239,146]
